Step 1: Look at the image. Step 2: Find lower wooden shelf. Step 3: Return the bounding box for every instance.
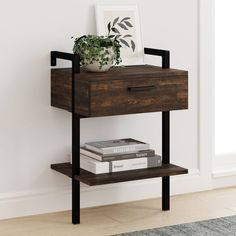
[51,162,188,186]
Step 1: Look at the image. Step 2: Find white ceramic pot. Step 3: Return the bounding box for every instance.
[84,47,113,73]
[85,60,113,72]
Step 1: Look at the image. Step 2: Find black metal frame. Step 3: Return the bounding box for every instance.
[50,48,170,224]
[144,48,171,211]
[162,112,170,210]
[51,51,81,224]
[144,48,170,68]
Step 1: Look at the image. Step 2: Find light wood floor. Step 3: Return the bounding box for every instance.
[1,187,236,236]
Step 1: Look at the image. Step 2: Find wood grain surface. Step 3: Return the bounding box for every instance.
[51,162,188,186]
[51,65,188,117]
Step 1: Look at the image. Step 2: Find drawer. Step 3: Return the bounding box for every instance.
[89,76,188,116]
[51,66,188,117]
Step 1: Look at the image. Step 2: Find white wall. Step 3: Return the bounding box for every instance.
[214,0,236,173]
[0,0,202,219]
[212,1,236,185]
[215,1,236,157]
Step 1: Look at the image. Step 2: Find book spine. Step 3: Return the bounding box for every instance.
[85,144,150,155]
[80,148,102,161]
[147,155,162,168]
[80,155,109,174]
[103,150,155,161]
[111,158,148,172]
[111,155,162,172]
[80,155,162,174]
[102,144,150,155]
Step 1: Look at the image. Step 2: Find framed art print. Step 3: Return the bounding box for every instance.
[95,5,144,66]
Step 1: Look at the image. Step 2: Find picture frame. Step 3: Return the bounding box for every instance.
[95,5,144,66]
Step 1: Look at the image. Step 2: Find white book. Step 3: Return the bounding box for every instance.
[79,154,162,174]
[80,154,109,174]
[111,158,147,172]
[85,138,150,155]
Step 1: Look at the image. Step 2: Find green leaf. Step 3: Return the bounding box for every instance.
[113,17,120,26]
[123,34,132,38]
[121,17,131,22]
[120,39,130,48]
[118,23,128,30]
[131,40,135,52]
[124,21,133,27]
[111,27,120,34]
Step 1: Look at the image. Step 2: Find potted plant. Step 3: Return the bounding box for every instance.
[73,35,121,72]
[72,17,135,72]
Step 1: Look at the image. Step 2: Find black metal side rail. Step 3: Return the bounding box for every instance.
[51,51,81,224]
[144,48,171,211]
[144,48,170,69]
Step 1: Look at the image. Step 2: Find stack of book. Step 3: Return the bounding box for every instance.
[76,138,162,174]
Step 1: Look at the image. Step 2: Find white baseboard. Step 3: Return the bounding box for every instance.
[0,169,207,220]
[212,167,236,189]
[0,187,71,220]
[212,168,236,178]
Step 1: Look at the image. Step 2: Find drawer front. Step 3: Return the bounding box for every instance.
[90,76,188,117]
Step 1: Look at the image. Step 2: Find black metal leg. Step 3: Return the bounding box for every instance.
[72,115,81,223]
[162,111,170,211]
[72,179,80,224]
[162,176,170,210]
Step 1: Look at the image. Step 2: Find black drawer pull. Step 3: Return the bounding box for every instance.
[127,85,156,92]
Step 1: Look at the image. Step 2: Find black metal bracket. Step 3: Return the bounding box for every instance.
[51,51,80,74]
[144,48,170,69]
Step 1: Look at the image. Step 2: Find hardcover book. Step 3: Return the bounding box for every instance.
[80,154,162,174]
[80,147,155,162]
[84,138,150,155]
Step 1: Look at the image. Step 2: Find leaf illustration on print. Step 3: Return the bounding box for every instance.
[124,21,133,27]
[107,22,111,33]
[113,17,120,26]
[107,16,136,52]
[123,34,132,38]
[115,34,122,40]
[131,40,135,52]
[118,23,128,30]
[120,39,130,48]
[121,17,131,22]
[111,27,120,34]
